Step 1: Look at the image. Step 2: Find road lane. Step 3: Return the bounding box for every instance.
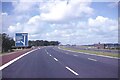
[46,47,118,78]
[2,48,77,78]
[45,49,79,76]
[55,47,118,66]
[2,46,119,78]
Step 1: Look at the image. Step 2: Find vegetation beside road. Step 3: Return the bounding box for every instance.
[60,46,119,58]
[29,40,60,46]
[0,33,60,54]
[0,33,15,53]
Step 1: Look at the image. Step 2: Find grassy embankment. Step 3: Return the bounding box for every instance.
[60,46,119,58]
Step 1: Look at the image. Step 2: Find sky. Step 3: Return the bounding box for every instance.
[1,0,119,45]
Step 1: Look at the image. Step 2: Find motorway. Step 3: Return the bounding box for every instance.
[2,46,119,78]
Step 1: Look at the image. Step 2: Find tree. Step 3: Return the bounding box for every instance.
[2,33,15,52]
[49,41,60,46]
[28,40,60,46]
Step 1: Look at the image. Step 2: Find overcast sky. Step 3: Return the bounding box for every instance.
[1,0,119,45]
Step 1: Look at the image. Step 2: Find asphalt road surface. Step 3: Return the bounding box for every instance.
[2,46,119,78]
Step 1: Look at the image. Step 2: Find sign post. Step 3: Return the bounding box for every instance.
[15,33,28,47]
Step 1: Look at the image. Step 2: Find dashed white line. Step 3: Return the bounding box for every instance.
[45,49,58,62]
[65,52,68,54]
[88,58,97,61]
[65,66,79,76]
[45,48,79,76]
[45,49,49,54]
[54,58,58,61]
[45,50,53,57]
[53,48,56,50]
[73,55,78,56]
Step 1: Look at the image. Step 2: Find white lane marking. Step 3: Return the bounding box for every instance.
[88,58,97,61]
[66,52,68,54]
[73,55,78,56]
[46,47,79,76]
[54,58,58,61]
[0,48,38,70]
[53,48,56,50]
[66,66,79,76]
[58,47,120,59]
[45,49,49,54]
[45,49,58,62]
[53,48,60,52]
[45,49,53,57]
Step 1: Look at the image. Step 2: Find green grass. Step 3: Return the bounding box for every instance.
[60,46,119,58]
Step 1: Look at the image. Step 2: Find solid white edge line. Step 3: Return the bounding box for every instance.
[54,58,58,61]
[0,48,38,70]
[66,66,79,76]
[88,58,97,61]
[58,47,120,59]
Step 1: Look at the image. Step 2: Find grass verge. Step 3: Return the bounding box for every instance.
[59,46,119,58]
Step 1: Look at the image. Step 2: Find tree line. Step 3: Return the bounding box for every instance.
[0,33,60,53]
[29,40,60,46]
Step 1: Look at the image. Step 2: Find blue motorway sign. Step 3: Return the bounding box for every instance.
[15,33,28,47]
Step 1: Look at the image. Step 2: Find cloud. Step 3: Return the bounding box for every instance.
[44,16,118,44]
[1,12,8,16]
[2,12,16,33]
[87,16,118,43]
[8,23,23,33]
[3,1,118,44]
[27,15,40,25]
[7,14,118,44]
[39,0,93,22]
[88,16,118,32]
